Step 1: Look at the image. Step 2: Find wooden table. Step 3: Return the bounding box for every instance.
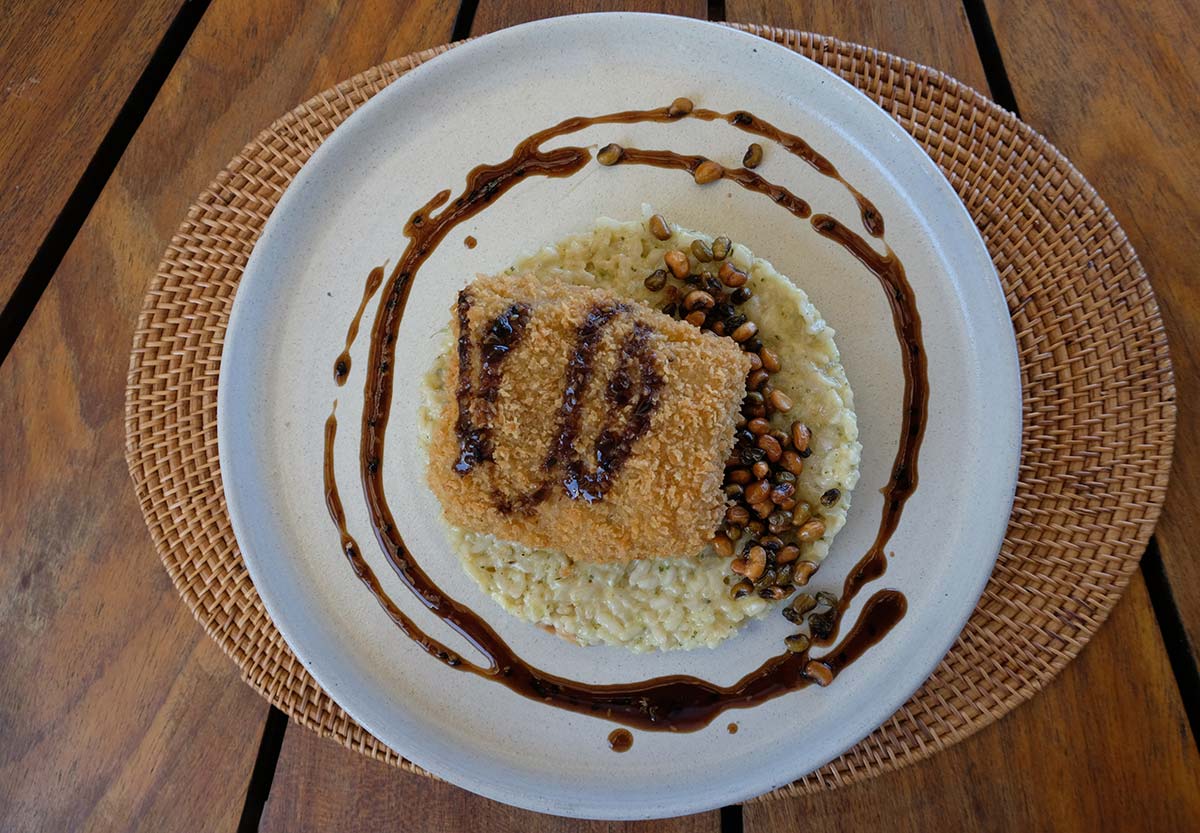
[2,1,1197,830]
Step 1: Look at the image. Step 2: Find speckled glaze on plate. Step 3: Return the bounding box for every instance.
[218,13,1020,819]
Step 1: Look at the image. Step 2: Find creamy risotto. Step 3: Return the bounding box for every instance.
[420,211,860,651]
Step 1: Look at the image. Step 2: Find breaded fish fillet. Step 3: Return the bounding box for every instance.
[427,272,751,563]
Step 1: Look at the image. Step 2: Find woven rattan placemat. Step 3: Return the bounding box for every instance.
[125,25,1175,797]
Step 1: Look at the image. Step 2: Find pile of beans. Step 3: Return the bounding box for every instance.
[640,213,842,642]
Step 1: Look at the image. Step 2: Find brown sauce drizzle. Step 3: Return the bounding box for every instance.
[321,102,926,732]
[608,728,633,752]
[456,299,666,512]
[333,264,385,385]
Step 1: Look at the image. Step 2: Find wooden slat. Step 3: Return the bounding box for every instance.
[0,0,182,314]
[985,0,1200,670]
[0,1,460,831]
[744,576,1200,832]
[726,0,990,90]
[260,733,719,833]
[472,0,707,36]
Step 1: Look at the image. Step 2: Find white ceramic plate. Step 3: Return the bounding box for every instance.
[219,13,1020,819]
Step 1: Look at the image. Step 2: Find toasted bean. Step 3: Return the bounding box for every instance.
[731,320,758,342]
[756,434,782,462]
[792,560,817,585]
[661,303,678,316]
[772,469,795,485]
[793,501,813,524]
[718,261,748,287]
[752,499,774,519]
[789,593,818,616]
[808,609,836,639]
[744,336,763,354]
[816,590,840,608]
[770,428,789,446]
[684,289,715,311]
[768,389,793,413]
[728,467,752,485]
[804,660,834,686]
[768,510,793,534]
[742,391,766,418]
[644,269,668,291]
[743,142,764,169]
[691,239,714,262]
[747,417,770,436]
[711,321,726,336]
[711,236,731,259]
[747,369,770,391]
[741,445,767,466]
[777,544,801,565]
[746,519,766,537]
[781,450,805,475]
[685,310,706,327]
[694,160,724,184]
[784,632,810,653]
[731,578,755,599]
[723,483,744,500]
[760,535,783,552]
[759,347,781,372]
[662,284,680,303]
[712,533,735,557]
[730,557,749,575]
[664,250,690,279]
[752,460,770,479]
[668,97,694,117]
[731,286,752,305]
[797,517,826,543]
[770,481,795,503]
[744,546,767,581]
[790,422,811,454]
[760,585,789,601]
[726,504,750,525]
[747,352,763,371]
[745,479,771,504]
[597,143,623,166]
[821,488,841,507]
[649,214,672,240]
[777,496,797,511]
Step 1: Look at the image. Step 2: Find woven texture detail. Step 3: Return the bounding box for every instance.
[125,27,1174,797]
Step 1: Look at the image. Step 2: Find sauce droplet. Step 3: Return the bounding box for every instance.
[608,728,633,752]
[464,235,477,249]
[727,722,739,734]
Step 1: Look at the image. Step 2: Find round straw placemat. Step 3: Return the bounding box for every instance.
[125,24,1174,798]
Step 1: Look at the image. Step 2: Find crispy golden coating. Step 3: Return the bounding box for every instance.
[427,272,751,563]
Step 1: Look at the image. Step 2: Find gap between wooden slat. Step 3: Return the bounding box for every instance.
[960,0,1020,113]
[237,707,290,833]
[0,0,211,366]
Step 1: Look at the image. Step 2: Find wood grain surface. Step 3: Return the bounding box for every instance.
[986,0,1200,669]
[744,575,1200,832]
[0,0,183,313]
[261,733,719,832]
[472,0,706,35]
[0,1,459,831]
[726,0,988,89]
